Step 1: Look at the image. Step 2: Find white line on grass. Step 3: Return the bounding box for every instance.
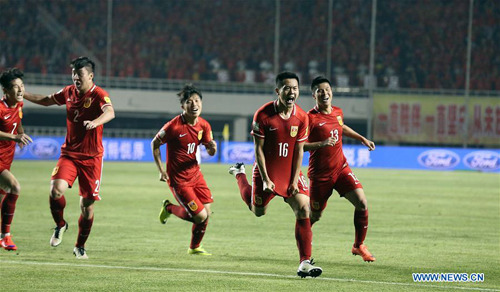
[1,260,498,291]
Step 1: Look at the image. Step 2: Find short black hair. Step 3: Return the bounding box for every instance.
[275,71,300,88]
[0,68,24,89]
[177,84,203,104]
[311,76,332,91]
[70,56,95,74]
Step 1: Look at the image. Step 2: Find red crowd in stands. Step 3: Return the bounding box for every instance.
[0,0,498,90]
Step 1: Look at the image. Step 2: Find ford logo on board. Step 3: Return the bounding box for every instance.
[224,144,255,163]
[29,138,60,159]
[463,151,500,171]
[417,149,460,170]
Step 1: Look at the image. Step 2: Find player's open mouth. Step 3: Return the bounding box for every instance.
[286,97,295,104]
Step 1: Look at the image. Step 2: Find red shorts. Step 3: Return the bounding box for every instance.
[252,171,309,208]
[51,155,103,201]
[169,174,213,217]
[309,166,363,212]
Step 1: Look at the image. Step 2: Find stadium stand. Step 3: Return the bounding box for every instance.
[0,0,498,90]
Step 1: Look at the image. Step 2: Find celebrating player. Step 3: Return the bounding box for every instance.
[228,72,322,278]
[23,57,115,259]
[154,84,217,256]
[305,76,375,262]
[0,68,33,251]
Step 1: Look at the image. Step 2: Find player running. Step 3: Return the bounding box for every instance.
[154,84,217,256]
[228,72,322,278]
[23,57,115,259]
[305,76,375,262]
[0,68,33,251]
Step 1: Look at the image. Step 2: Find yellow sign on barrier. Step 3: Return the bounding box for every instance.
[373,93,500,147]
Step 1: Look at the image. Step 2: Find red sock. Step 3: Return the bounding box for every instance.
[49,196,66,227]
[236,174,252,207]
[166,204,193,222]
[190,218,208,249]
[1,193,19,234]
[295,218,312,262]
[354,209,369,248]
[76,215,94,247]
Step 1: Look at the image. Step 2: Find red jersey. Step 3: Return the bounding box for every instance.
[51,84,112,159]
[251,100,309,197]
[155,114,213,187]
[307,106,347,179]
[0,98,23,167]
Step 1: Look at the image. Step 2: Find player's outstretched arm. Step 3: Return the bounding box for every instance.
[342,125,375,151]
[23,92,57,106]
[14,122,33,148]
[84,106,115,130]
[151,137,168,182]
[303,137,337,151]
[204,140,217,156]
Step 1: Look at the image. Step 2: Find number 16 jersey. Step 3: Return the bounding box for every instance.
[251,100,309,197]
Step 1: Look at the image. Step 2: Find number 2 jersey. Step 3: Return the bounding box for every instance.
[251,100,309,197]
[0,98,23,168]
[307,105,347,179]
[155,114,213,187]
[51,84,112,159]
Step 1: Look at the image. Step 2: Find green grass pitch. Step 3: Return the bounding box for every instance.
[0,161,498,291]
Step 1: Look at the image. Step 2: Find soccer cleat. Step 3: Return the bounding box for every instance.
[159,199,172,224]
[228,163,245,176]
[1,235,17,251]
[73,246,89,259]
[352,244,376,262]
[50,221,68,247]
[187,246,212,256]
[297,258,323,278]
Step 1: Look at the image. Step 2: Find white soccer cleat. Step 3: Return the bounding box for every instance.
[297,258,323,278]
[228,163,246,176]
[50,221,68,247]
[73,246,89,259]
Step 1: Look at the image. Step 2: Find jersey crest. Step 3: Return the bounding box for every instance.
[84,97,93,108]
[104,96,112,104]
[198,130,203,140]
[19,109,23,119]
[337,116,343,126]
[290,126,298,137]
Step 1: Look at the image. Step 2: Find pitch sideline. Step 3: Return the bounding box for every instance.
[0,259,498,291]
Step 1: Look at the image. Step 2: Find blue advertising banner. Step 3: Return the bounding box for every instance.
[14,136,218,163]
[15,137,500,172]
[220,141,500,172]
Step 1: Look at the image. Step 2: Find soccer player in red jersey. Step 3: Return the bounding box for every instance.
[154,84,217,256]
[228,72,322,278]
[305,76,376,262]
[23,57,115,259]
[0,68,33,251]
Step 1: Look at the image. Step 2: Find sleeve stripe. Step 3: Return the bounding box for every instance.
[101,103,112,110]
[297,136,308,142]
[251,132,265,138]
